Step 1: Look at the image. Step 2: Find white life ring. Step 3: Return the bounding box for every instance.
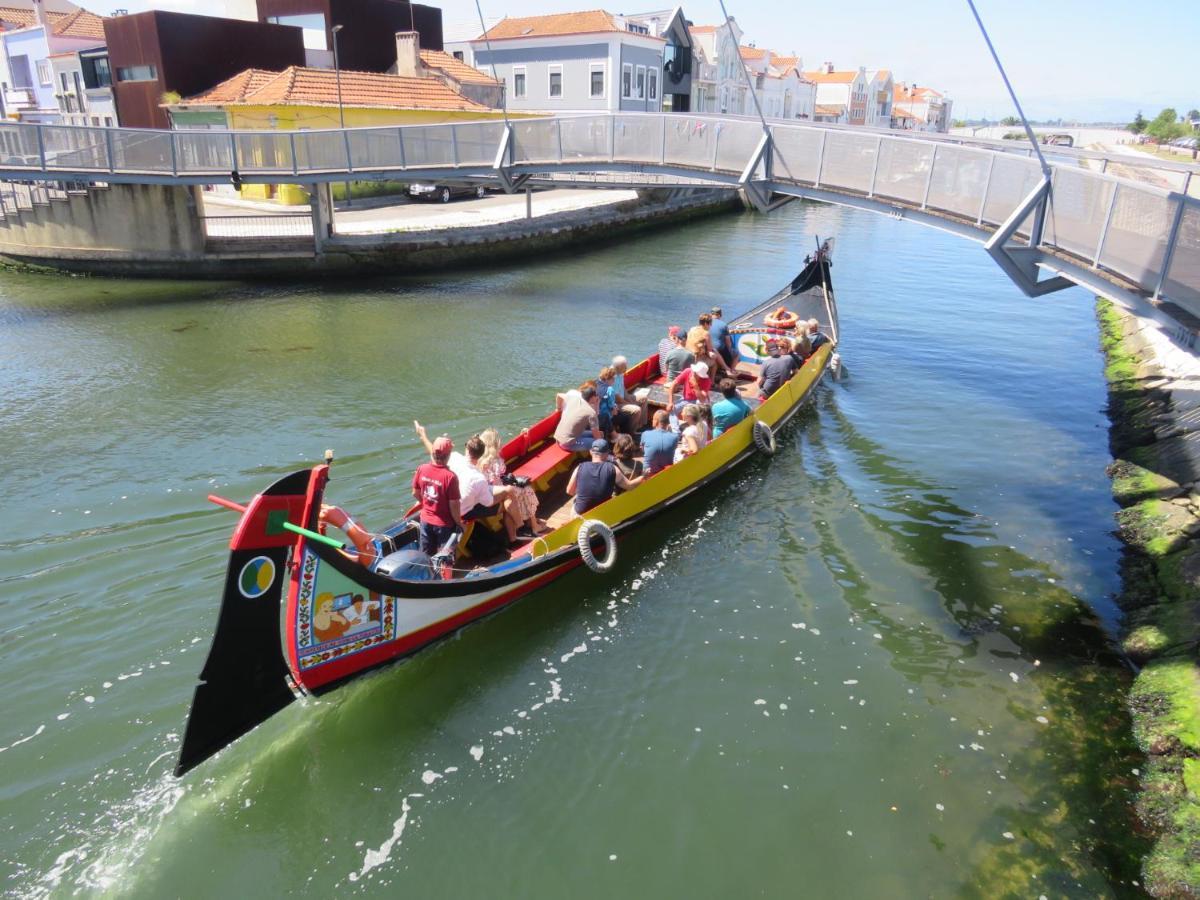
[577,519,617,573]
[753,420,777,456]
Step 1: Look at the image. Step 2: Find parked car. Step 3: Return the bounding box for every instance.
[408,182,489,203]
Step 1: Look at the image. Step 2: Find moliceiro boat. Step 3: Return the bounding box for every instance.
[176,241,840,776]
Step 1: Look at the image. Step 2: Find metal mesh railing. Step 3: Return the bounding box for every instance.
[0,116,1195,313]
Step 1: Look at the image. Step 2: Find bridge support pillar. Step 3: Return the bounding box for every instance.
[309,183,333,256]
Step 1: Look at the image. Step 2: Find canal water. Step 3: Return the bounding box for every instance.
[0,201,1149,897]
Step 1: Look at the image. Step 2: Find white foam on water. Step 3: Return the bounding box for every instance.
[469,746,484,761]
[0,723,46,753]
[420,770,441,785]
[351,798,411,883]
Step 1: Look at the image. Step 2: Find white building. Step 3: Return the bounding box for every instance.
[469,10,668,114]
[803,63,869,126]
[688,20,747,115]
[866,69,893,128]
[48,45,116,126]
[892,82,953,132]
[0,2,106,122]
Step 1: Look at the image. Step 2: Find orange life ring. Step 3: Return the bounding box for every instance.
[318,504,378,565]
[763,307,799,330]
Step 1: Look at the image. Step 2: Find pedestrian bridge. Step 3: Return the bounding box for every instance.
[0,113,1196,320]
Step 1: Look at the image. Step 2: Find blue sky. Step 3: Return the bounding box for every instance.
[110,0,1200,122]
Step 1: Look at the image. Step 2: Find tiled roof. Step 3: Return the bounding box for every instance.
[418,49,499,86]
[815,104,845,116]
[739,45,765,60]
[805,70,860,84]
[871,69,891,81]
[482,10,622,40]
[0,5,106,40]
[688,24,718,33]
[771,55,800,70]
[172,66,490,112]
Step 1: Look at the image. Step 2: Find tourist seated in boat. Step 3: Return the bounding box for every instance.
[554,384,603,452]
[413,425,522,546]
[806,318,831,351]
[610,356,644,433]
[673,404,710,462]
[789,334,812,368]
[612,433,643,482]
[686,314,712,355]
[666,360,711,418]
[640,410,679,476]
[478,427,548,538]
[712,378,753,437]
[709,305,735,368]
[664,330,695,381]
[658,325,682,374]
[758,339,798,399]
[410,433,463,556]
[567,438,642,515]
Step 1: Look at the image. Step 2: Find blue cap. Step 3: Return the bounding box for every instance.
[591,438,611,454]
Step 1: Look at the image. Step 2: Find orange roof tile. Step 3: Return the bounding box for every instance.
[688,24,718,33]
[804,69,860,84]
[172,66,491,112]
[871,69,890,81]
[0,5,106,40]
[418,49,499,86]
[771,55,800,69]
[481,10,660,41]
[739,45,765,60]
[815,104,845,116]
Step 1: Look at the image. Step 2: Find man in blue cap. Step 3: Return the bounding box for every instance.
[566,438,643,515]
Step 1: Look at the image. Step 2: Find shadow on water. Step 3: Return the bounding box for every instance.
[793,387,1149,896]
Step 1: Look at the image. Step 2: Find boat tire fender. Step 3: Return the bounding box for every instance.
[753,420,777,456]
[577,519,617,573]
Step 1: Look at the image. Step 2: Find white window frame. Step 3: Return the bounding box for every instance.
[547,64,563,100]
[512,65,526,99]
[635,65,645,100]
[589,62,605,100]
[621,63,632,99]
[36,59,51,87]
[648,66,658,102]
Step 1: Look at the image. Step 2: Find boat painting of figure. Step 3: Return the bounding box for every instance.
[175,240,841,777]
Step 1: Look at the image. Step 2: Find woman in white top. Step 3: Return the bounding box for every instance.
[673,403,710,463]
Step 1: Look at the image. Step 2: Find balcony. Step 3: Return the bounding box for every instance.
[4,88,36,110]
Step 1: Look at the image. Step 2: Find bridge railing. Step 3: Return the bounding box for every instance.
[0,115,1195,313]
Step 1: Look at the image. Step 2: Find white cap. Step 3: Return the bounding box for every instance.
[692,362,709,378]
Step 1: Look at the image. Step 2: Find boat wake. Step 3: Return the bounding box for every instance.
[346,506,720,887]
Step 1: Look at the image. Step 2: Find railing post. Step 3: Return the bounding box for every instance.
[921,144,938,209]
[450,124,459,166]
[34,124,46,172]
[814,130,827,187]
[1184,172,1193,197]
[229,132,238,173]
[977,154,996,225]
[289,132,298,176]
[397,128,406,169]
[710,123,721,171]
[660,115,667,165]
[343,128,353,173]
[1092,183,1120,268]
[105,127,115,174]
[1153,196,1189,301]
[1099,158,1108,174]
[609,114,616,162]
[555,117,563,162]
[867,135,882,197]
[169,130,178,177]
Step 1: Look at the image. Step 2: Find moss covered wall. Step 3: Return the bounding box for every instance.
[1098,297,1200,897]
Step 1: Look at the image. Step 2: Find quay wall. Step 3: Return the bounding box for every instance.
[0,184,739,279]
[0,184,205,263]
[1097,298,1200,897]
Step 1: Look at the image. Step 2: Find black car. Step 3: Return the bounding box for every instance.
[408,182,489,203]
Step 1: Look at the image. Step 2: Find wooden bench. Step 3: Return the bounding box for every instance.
[512,441,578,492]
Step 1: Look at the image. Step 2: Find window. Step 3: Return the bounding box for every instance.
[58,72,69,113]
[513,67,526,98]
[73,72,86,112]
[635,65,645,100]
[104,116,113,127]
[589,64,604,98]
[648,68,657,102]
[116,65,157,83]
[621,63,632,98]
[36,59,51,86]
[452,51,464,61]
[9,55,32,89]
[267,13,328,50]
[81,55,111,89]
[548,65,562,98]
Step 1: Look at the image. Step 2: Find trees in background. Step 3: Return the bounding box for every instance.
[1131,108,1194,142]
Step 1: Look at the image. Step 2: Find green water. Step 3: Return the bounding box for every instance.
[0,203,1150,897]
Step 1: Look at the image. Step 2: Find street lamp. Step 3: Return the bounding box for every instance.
[331,23,351,206]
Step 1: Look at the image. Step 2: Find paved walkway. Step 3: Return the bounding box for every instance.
[200,188,639,237]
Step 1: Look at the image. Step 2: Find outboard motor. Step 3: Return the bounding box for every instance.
[376,547,438,580]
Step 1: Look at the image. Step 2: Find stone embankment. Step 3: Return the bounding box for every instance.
[1098,298,1200,896]
[0,184,739,279]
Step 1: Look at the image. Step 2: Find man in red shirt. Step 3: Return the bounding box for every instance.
[411,434,463,557]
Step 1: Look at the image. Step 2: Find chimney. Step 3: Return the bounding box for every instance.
[823,61,834,74]
[395,31,422,78]
[32,0,46,28]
